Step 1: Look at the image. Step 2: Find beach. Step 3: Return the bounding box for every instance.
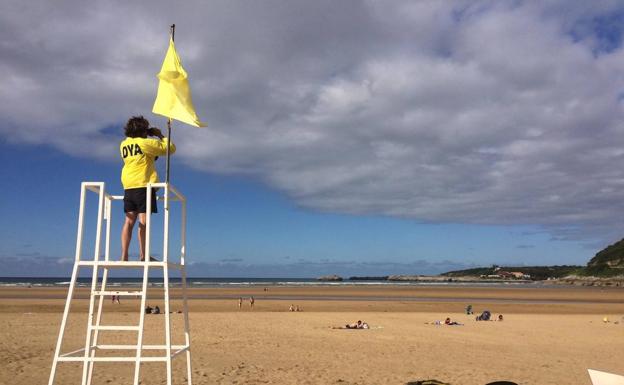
[1,284,623,385]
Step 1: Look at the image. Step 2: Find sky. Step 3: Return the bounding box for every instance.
[1,0,624,277]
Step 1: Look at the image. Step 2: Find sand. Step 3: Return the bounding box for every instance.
[1,285,623,385]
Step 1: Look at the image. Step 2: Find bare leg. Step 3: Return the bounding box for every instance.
[121,212,138,261]
[138,213,146,261]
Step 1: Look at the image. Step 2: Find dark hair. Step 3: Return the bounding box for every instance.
[124,116,150,138]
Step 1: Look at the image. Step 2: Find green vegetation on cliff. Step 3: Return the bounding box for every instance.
[442,265,581,280]
[588,238,624,269]
[443,238,624,279]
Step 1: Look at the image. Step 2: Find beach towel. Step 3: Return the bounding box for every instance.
[588,369,624,385]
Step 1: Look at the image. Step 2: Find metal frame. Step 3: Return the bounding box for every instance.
[48,182,193,385]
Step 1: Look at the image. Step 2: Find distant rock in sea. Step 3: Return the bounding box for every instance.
[317,274,343,281]
[348,276,389,281]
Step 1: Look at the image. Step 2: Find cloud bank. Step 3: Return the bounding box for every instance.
[2,1,624,242]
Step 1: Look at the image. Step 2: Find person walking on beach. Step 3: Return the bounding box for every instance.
[250,296,255,309]
[119,116,175,261]
[238,297,243,309]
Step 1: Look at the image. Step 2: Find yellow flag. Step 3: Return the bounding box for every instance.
[152,38,206,127]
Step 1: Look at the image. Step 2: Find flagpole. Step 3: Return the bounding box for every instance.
[166,118,172,183]
[165,24,175,184]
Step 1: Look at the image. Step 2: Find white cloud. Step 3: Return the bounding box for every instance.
[2,1,624,242]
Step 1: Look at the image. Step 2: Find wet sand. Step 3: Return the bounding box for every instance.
[1,285,623,384]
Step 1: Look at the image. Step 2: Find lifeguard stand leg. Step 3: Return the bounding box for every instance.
[48,261,81,385]
[86,195,113,385]
[134,183,154,385]
[181,267,193,384]
[81,184,106,385]
[48,183,89,385]
[132,265,150,385]
[181,196,193,384]
[162,185,174,385]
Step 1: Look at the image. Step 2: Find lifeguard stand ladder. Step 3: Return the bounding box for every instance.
[48,182,193,385]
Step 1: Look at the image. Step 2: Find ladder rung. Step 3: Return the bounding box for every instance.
[89,325,140,331]
[77,261,183,269]
[157,196,182,202]
[57,356,168,362]
[171,346,190,358]
[95,344,188,350]
[59,347,86,357]
[57,345,188,358]
[79,261,164,268]
[92,291,143,296]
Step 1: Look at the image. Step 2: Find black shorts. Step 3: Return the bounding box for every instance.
[124,188,157,214]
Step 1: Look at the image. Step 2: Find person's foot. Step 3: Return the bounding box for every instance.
[140,256,158,262]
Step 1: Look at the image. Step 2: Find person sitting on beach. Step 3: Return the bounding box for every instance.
[346,320,365,329]
[444,317,461,326]
[332,320,369,329]
[345,320,361,329]
[497,314,504,321]
[289,304,294,312]
[151,305,160,314]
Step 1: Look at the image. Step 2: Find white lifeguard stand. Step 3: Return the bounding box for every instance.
[48,182,193,385]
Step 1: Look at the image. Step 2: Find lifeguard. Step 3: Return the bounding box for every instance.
[119,115,175,261]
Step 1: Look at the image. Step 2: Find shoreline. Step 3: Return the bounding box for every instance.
[1,285,623,314]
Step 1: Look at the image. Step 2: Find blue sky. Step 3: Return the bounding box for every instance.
[1,1,624,277]
[0,139,594,277]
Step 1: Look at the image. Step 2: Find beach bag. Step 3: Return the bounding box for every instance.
[477,310,491,321]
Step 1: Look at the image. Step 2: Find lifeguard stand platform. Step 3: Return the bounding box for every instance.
[48,182,193,385]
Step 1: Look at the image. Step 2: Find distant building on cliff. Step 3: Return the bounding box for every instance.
[481,269,531,280]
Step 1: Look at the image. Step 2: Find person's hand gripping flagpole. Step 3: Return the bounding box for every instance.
[152,24,206,183]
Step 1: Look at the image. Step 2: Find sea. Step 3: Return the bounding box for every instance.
[0,276,538,288]
[2,277,607,306]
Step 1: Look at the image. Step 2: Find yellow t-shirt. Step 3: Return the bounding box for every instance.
[120,137,176,189]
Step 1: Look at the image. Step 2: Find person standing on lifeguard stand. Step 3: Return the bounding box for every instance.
[120,115,175,261]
